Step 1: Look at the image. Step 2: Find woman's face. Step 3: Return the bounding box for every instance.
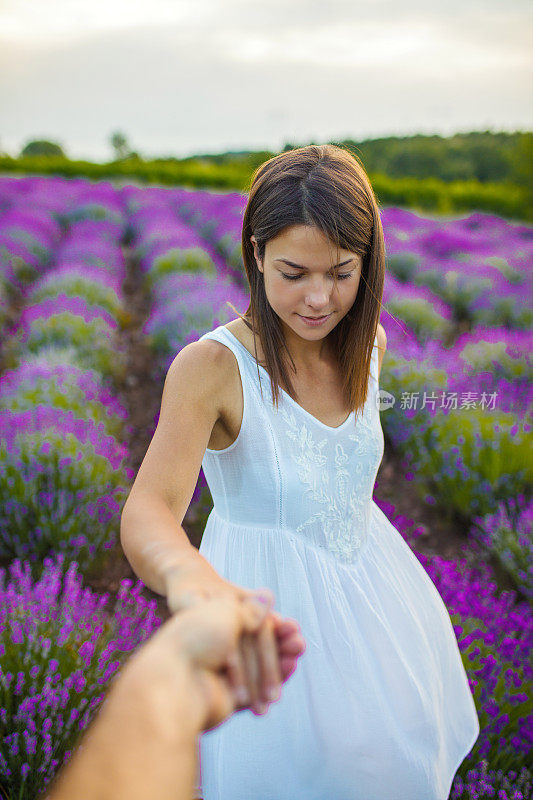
[251,224,362,351]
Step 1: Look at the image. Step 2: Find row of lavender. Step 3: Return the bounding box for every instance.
[0,174,531,796]
[132,184,532,794]
[0,177,161,799]
[381,210,532,604]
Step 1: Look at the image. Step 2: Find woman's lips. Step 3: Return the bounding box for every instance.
[298,313,331,326]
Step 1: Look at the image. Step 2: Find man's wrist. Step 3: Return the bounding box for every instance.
[115,639,207,738]
[45,640,205,800]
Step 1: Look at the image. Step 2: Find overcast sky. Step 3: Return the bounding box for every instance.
[1,0,532,161]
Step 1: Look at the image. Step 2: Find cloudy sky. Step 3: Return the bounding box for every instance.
[1,0,531,161]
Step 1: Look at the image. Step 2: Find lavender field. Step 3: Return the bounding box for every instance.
[0,174,531,799]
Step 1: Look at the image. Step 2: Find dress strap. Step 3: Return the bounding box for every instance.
[198,326,250,379]
[197,326,256,455]
[370,332,380,387]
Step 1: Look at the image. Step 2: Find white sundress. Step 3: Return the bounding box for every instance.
[193,323,480,800]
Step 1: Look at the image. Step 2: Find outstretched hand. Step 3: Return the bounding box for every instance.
[140,593,306,732]
[165,561,305,719]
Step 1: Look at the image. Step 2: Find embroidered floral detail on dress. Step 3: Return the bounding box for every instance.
[280,402,381,564]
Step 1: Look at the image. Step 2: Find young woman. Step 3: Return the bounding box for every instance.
[121,144,480,800]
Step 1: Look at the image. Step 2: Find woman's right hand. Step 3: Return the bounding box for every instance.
[164,558,302,715]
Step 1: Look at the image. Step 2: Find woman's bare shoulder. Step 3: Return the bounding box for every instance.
[167,338,238,418]
[176,338,237,381]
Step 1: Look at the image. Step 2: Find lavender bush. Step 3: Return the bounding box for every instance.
[450,762,531,799]
[469,497,533,601]
[454,327,533,385]
[377,320,532,526]
[0,208,61,270]
[0,276,9,332]
[4,296,127,382]
[60,199,125,231]
[173,187,246,283]
[0,360,129,442]
[53,237,125,275]
[0,236,45,293]
[400,407,531,521]
[25,265,123,321]
[385,252,422,283]
[382,207,532,330]
[415,268,495,324]
[0,554,161,800]
[146,246,216,289]
[418,549,533,774]
[384,294,452,344]
[143,272,249,374]
[0,406,133,578]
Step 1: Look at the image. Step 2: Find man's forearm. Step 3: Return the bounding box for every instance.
[44,651,204,800]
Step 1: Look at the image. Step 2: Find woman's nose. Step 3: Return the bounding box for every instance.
[305,287,330,306]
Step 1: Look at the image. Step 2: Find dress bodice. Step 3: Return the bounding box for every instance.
[199,325,384,564]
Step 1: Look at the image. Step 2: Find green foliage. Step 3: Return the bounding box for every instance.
[340,131,526,184]
[507,132,533,203]
[20,140,66,158]
[1,145,531,222]
[447,179,527,217]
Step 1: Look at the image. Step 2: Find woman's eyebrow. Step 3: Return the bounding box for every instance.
[274,258,353,270]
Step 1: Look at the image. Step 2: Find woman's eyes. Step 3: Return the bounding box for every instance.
[281,273,352,281]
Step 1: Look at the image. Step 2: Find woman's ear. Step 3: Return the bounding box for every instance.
[250,236,263,273]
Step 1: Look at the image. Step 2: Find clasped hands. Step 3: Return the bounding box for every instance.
[156,559,307,732]
[40,561,306,800]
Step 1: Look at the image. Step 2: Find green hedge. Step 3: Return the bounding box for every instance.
[1,155,531,222]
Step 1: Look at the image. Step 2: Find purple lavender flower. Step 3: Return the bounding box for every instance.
[0,554,160,798]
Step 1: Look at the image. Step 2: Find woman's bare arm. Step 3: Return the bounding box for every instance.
[120,339,229,594]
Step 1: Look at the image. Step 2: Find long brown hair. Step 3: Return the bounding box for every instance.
[228,143,385,423]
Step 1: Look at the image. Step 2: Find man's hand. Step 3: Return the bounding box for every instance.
[128,595,306,732]
[44,594,306,800]
[164,561,305,717]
